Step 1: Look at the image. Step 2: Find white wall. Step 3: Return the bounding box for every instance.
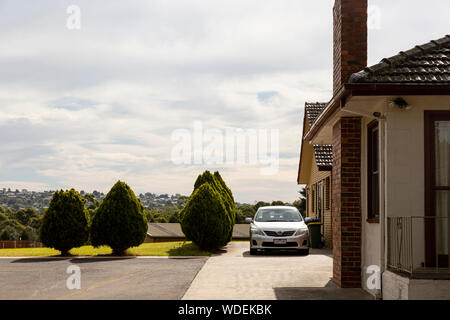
[346,95,450,296]
[383,270,450,300]
[384,96,450,269]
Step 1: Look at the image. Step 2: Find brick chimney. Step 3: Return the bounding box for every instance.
[333,0,367,95]
[331,0,367,289]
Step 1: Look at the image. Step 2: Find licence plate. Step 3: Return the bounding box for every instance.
[274,239,287,245]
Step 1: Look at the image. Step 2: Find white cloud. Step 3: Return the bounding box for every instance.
[0,0,448,202]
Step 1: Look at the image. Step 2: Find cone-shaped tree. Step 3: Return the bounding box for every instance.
[39,189,89,256]
[180,183,231,250]
[90,181,148,255]
[213,171,236,244]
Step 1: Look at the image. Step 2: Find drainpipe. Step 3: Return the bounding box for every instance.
[378,101,388,300]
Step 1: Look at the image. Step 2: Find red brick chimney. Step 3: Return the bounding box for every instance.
[333,0,367,95]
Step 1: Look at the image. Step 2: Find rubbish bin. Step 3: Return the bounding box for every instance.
[308,222,323,249]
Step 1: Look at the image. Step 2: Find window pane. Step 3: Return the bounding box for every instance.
[371,173,379,218]
[372,128,379,172]
[436,191,450,256]
[435,121,450,187]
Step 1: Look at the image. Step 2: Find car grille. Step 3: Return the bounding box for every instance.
[263,230,295,237]
[262,242,298,248]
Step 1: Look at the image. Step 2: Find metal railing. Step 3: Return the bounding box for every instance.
[387,216,450,276]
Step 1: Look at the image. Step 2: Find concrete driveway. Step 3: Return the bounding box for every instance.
[0,256,206,300]
[183,242,372,300]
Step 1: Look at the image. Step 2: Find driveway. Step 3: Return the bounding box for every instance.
[183,242,373,300]
[0,256,206,300]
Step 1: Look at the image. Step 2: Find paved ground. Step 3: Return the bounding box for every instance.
[183,242,373,300]
[0,256,206,300]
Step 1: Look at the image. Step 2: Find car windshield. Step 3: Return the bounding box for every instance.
[254,208,303,222]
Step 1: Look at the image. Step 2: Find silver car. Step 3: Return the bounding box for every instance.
[246,206,309,255]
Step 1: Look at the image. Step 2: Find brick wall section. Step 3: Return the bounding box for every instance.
[332,118,362,288]
[333,0,367,95]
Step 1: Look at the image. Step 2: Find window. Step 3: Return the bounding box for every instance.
[305,187,309,217]
[317,180,323,221]
[325,177,331,210]
[425,111,450,267]
[367,121,380,222]
[311,185,315,213]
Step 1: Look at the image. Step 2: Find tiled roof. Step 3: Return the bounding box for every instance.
[313,145,333,169]
[350,35,450,84]
[305,102,327,126]
[303,102,333,170]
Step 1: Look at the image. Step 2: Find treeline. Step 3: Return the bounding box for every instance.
[0,207,41,241]
[0,188,306,242]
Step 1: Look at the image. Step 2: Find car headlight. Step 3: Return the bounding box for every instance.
[295,228,309,236]
[251,227,264,236]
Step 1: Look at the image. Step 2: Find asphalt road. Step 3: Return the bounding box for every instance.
[0,256,206,300]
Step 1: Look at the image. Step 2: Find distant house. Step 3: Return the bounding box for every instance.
[298,102,333,248]
[298,0,450,299]
[145,223,250,243]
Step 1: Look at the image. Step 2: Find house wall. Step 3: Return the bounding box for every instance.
[348,95,450,297]
[384,96,450,269]
[306,156,333,248]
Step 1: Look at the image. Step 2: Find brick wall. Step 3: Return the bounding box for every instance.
[333,0,367,95]
[332,117,362,288]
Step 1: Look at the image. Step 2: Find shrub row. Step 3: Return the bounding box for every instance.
[39,181,148,255]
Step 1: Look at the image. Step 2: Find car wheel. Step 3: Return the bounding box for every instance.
[250,248,258,255]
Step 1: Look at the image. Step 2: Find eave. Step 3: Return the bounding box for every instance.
[303,83,450,142]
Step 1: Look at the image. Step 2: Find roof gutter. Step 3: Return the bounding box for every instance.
[304,83,450,142]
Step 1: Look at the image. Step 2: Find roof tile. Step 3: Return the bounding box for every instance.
[350,35,450,84]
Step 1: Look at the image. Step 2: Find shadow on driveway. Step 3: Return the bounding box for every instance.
[10,257,71,263]
[70,256,137,263]
[274,281,374,300]
[241,248,333,258]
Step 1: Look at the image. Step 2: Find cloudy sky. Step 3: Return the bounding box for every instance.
[0,0,448,203]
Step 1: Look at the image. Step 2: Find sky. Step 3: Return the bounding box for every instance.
[0,0,449,203]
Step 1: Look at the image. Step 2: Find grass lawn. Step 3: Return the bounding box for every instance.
[0,241,211,257]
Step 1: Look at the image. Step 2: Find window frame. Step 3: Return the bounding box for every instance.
[367,120,380,223]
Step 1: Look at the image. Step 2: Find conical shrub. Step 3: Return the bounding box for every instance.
[39,189,89,255]
[90,181,148,255]
[180,183,231,250]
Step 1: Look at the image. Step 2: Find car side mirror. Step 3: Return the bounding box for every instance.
[245,217,253,224]
[304,217,312,224]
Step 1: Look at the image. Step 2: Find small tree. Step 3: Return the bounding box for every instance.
[0,230,10,240]
[20,230,30,241]
[39,189,89,256]
[90,181,148,255]
[180,183,231,250]
[188,171,236,246]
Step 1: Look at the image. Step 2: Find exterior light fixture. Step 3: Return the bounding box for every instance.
[389,97,412,110]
